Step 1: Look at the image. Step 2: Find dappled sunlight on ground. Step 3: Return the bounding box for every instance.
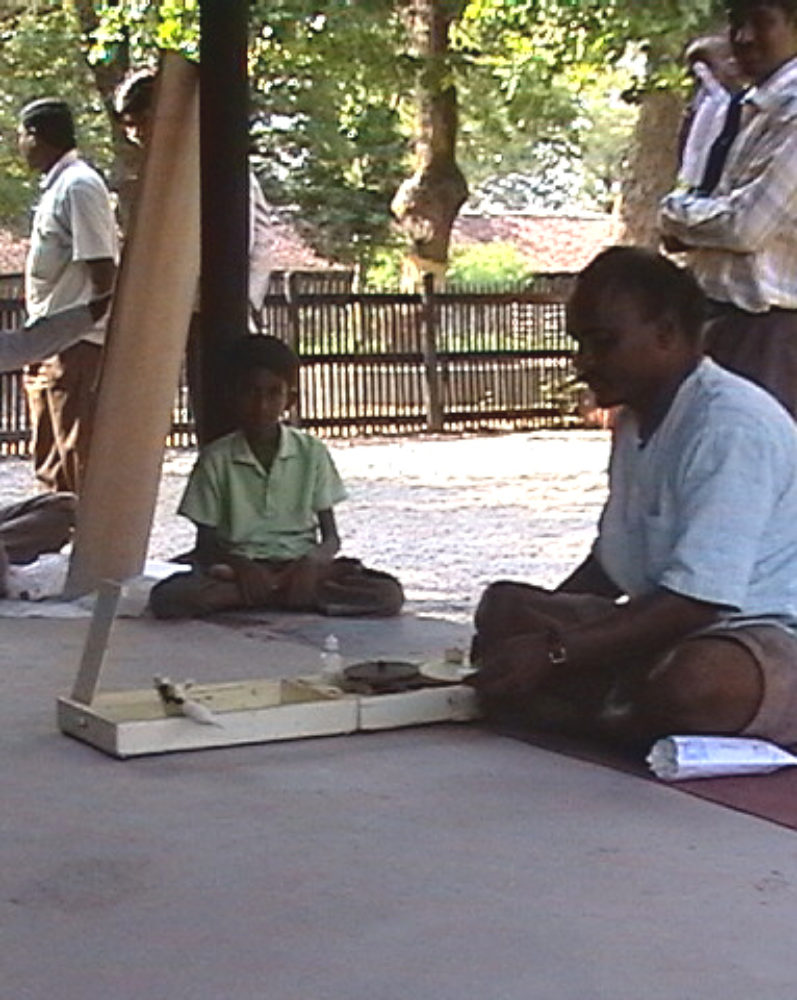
[0,430,611,624]
[331,432,610,620]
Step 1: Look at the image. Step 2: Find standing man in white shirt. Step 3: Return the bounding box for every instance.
[660,0,797,417]
[18,98,119,492]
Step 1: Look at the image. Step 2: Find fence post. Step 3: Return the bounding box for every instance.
[421,272,443,432]
[284,271,302,426]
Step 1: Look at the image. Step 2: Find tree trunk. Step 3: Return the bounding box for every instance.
[392,0,468,289]
[618,88,685,248]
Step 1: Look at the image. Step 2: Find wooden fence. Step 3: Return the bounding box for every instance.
[0,273,580,453]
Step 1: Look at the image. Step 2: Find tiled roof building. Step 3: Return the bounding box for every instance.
[452,211,620,273]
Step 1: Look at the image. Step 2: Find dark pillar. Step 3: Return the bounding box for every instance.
[198,0,249,444]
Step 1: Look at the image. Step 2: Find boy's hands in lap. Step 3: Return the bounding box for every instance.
[279,556,329,606]
[229,558,282,606]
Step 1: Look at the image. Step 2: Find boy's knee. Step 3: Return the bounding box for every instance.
[149,576,191,619]
[149,571,244,619]
[376,576,404,616]
[365,569,404,616]
[319,567,404,617]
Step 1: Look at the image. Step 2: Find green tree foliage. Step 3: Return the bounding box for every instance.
[454,0,726,217]
[447,242,533,286]
[87,0,198,63]
[0,0,728,262]
[462,0,724,79]
[249,1,408,274]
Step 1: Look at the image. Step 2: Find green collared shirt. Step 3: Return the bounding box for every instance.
[178,426,347,561]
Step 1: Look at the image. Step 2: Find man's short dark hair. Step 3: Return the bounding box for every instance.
[572,247,706,343]
[114,68,157,118]
[19,98,76,151]
[727,0,797,20]
[227,335,300,387]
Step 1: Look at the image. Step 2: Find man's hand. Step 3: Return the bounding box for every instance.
[467,632,555,705]
[279,556,327,606]
[303,545,335,566]
[88,293,112,323]
[660,233,690,254]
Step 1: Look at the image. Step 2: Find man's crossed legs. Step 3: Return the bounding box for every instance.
[471,581,797,748]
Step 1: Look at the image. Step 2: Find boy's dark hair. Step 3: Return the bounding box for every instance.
[115,68,157,117]
[572,247,706,343]
[227,335,300,387]
[20,98,76,151]
[727,0,797,19]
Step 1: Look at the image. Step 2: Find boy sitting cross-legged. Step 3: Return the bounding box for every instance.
[149,335,404,619]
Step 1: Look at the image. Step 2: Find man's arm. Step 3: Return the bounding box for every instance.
[86,258,117,298]
[305,508,340,563]
[0,299,110,374]
[659,117,797,252]
[471,587,723,701]
[556,553,623,599]
[554,588,722,671]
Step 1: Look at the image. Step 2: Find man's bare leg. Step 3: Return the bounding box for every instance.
[595,636,763,745]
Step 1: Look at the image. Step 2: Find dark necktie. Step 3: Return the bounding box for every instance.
[695,90,746,196]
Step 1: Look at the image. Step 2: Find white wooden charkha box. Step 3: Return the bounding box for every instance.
[57,583,479,759]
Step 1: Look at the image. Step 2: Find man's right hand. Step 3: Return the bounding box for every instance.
[88,293,112,323]
[661,233,690,254]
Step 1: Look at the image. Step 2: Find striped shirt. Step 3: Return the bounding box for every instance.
[659,57,797,313]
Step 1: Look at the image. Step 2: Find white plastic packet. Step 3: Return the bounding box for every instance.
[5,553,69,600]
[647,735,797,782]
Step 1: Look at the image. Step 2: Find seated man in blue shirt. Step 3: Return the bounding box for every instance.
[470,247,797,748]
[150,335,403,619]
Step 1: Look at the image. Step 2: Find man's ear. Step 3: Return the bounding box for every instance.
[288,387,299,407]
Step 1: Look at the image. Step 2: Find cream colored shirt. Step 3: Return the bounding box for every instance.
[25,151,119,343]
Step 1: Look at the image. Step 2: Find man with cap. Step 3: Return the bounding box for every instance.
[18,97,118,493]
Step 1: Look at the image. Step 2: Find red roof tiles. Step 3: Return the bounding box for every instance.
[452,212,620,273]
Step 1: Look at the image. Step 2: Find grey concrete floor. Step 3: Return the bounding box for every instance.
[3,612,797,1000]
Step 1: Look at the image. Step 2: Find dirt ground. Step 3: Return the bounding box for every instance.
[0,430,611,622]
